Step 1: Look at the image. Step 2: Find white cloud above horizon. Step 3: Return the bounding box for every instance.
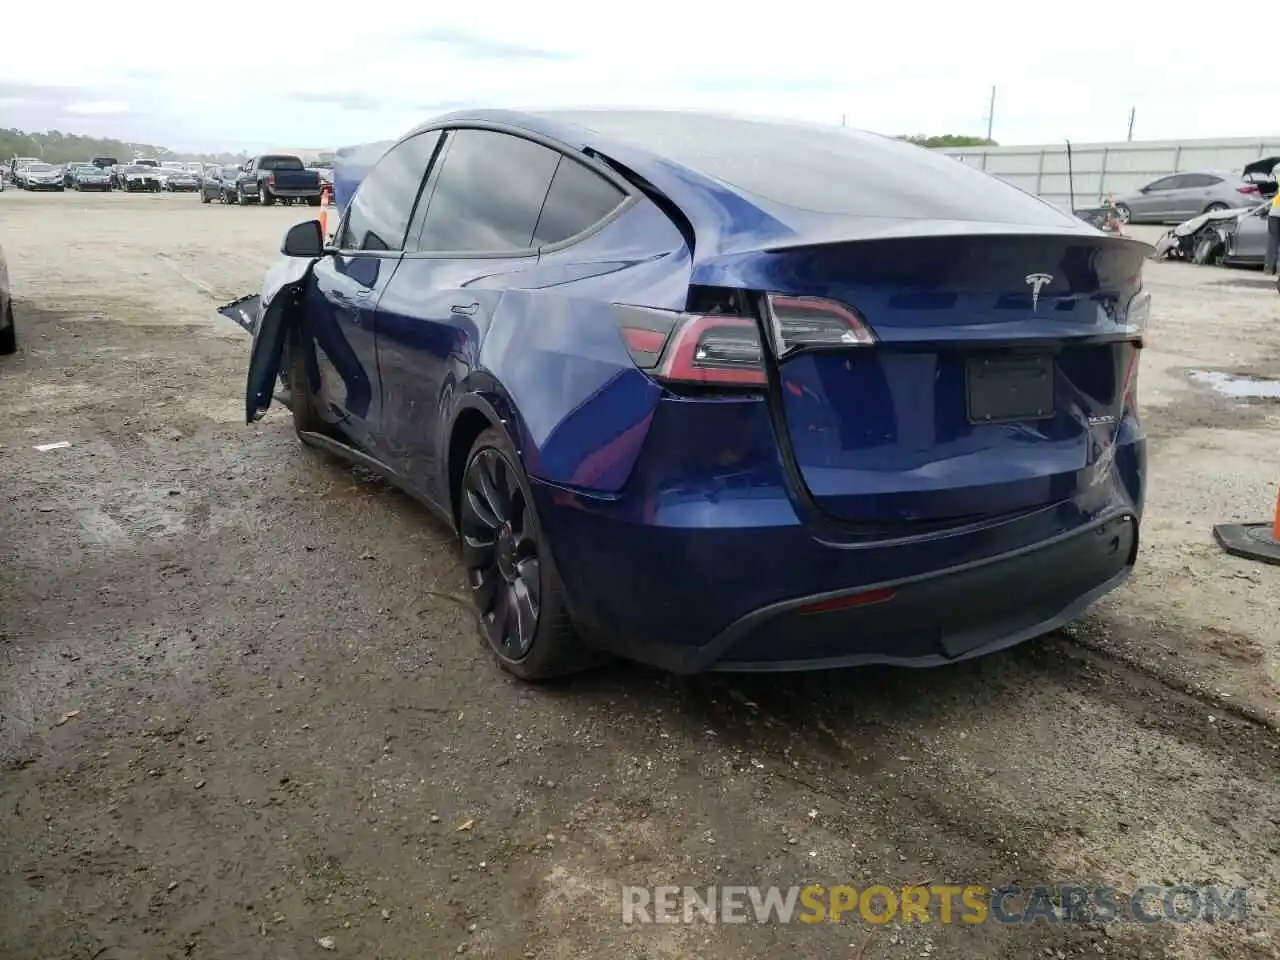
[0,3,1256,153]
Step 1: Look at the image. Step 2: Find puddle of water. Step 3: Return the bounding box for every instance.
[1187,370,1280,399]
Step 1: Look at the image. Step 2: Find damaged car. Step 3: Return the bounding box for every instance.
[1152,157,1280,265]
[222,109,1150,682]
[1152,204,1267,265]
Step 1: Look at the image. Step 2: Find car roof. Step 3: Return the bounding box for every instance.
[399,108,1092,262]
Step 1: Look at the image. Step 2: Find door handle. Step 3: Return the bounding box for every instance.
[451,302,479,316]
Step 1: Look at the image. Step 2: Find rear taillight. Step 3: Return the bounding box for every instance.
[765,293,876,357]
[1121,290,1150,409]
[1123,289,1151,341]
[613,295,875,388]
[267,173,275,186]
[616,308,766,386]
[1238,184,1260,195]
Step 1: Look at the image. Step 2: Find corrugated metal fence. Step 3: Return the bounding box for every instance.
[940,137,1280,209]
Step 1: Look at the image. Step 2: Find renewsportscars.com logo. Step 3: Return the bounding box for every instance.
[621,884,1250,926]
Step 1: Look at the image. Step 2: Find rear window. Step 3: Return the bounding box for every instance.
[258,156,304,171]
[547,110,1071,224]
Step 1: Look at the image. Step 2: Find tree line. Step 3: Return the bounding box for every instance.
[0,128,246,166]
[1,126,997,168]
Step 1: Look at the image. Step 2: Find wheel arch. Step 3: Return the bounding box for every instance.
[446,394,518,529]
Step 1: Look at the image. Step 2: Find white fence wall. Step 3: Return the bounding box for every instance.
[940,137,1280,210]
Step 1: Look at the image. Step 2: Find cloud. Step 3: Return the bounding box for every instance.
[396,25,571,62]
[0,80,85,104]
[287,90,382,112]
[684,76,845,96]
[0,3,1274,150]
[64,100,131,115]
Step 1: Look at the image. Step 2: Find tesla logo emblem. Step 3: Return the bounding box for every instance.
[1025,273,1053,311]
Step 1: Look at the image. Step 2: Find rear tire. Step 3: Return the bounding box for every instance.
[458,426,602,681]
[1204,202,1228,213]
[260,183,275,206]
[307,195,322,207]
[0,304,17,356]
[201,190,212,204]
[1115,203,1131,224]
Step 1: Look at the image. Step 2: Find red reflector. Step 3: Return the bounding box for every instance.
[797,587,896,615]
[1237,184,1259,194]
[622,327,668,354]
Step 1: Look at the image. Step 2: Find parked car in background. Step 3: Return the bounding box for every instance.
[184,162,204,175]
[133,157,160,168]
[236,154,322,205]
[62,162,92,187]
[0,241,14,355]
[90,155,120,188]
[1114,167,1274,224]
[200,165,245,203]
[70,164,113,191]
[236,109,1150,681]
[161,168,200,192]
[332,140,393,212]
[6,157,39,185]
[117,164,163,192]
[18,162,63,190]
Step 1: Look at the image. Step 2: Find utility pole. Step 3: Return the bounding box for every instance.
[1126,107,1136,142]
[985,85,996,142]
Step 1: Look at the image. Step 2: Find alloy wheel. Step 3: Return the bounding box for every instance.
[459,447,541,659]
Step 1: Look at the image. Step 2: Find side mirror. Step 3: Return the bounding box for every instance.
[281,220,325,258]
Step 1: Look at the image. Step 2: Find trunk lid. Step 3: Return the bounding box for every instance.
[750,232,1149,525]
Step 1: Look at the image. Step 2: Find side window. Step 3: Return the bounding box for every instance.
[340,131,442,253]
[1179,173,1219,188]
[1145,176,1180,191]
[416,130,560,253]
[532,157,627,247]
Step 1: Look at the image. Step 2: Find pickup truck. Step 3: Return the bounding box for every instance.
[237,154,322,206]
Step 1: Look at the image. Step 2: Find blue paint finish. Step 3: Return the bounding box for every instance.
[241,108,1150,672]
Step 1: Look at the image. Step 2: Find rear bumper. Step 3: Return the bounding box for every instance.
[267,186,322,198]
[698,513,1135,671]
[534,489,1141,674]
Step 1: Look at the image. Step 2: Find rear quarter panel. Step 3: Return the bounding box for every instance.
[454,199,692,494]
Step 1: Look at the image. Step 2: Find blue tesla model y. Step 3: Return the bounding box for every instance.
[238,109,1151,680]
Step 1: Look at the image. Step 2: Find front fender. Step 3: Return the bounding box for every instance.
[222,255,319,423]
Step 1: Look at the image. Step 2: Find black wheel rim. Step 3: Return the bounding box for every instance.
[460,448,541,660]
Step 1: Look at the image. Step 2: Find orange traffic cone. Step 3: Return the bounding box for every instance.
[1213,488,1280,566]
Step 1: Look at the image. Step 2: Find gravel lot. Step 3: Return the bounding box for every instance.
[1,191,1277,960]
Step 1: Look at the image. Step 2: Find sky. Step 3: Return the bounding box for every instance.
[0,3,1257,153]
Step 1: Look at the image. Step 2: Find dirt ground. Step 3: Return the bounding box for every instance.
[0,191,1277,960]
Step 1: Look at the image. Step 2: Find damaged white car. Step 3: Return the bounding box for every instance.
[1153,157,1280,267]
